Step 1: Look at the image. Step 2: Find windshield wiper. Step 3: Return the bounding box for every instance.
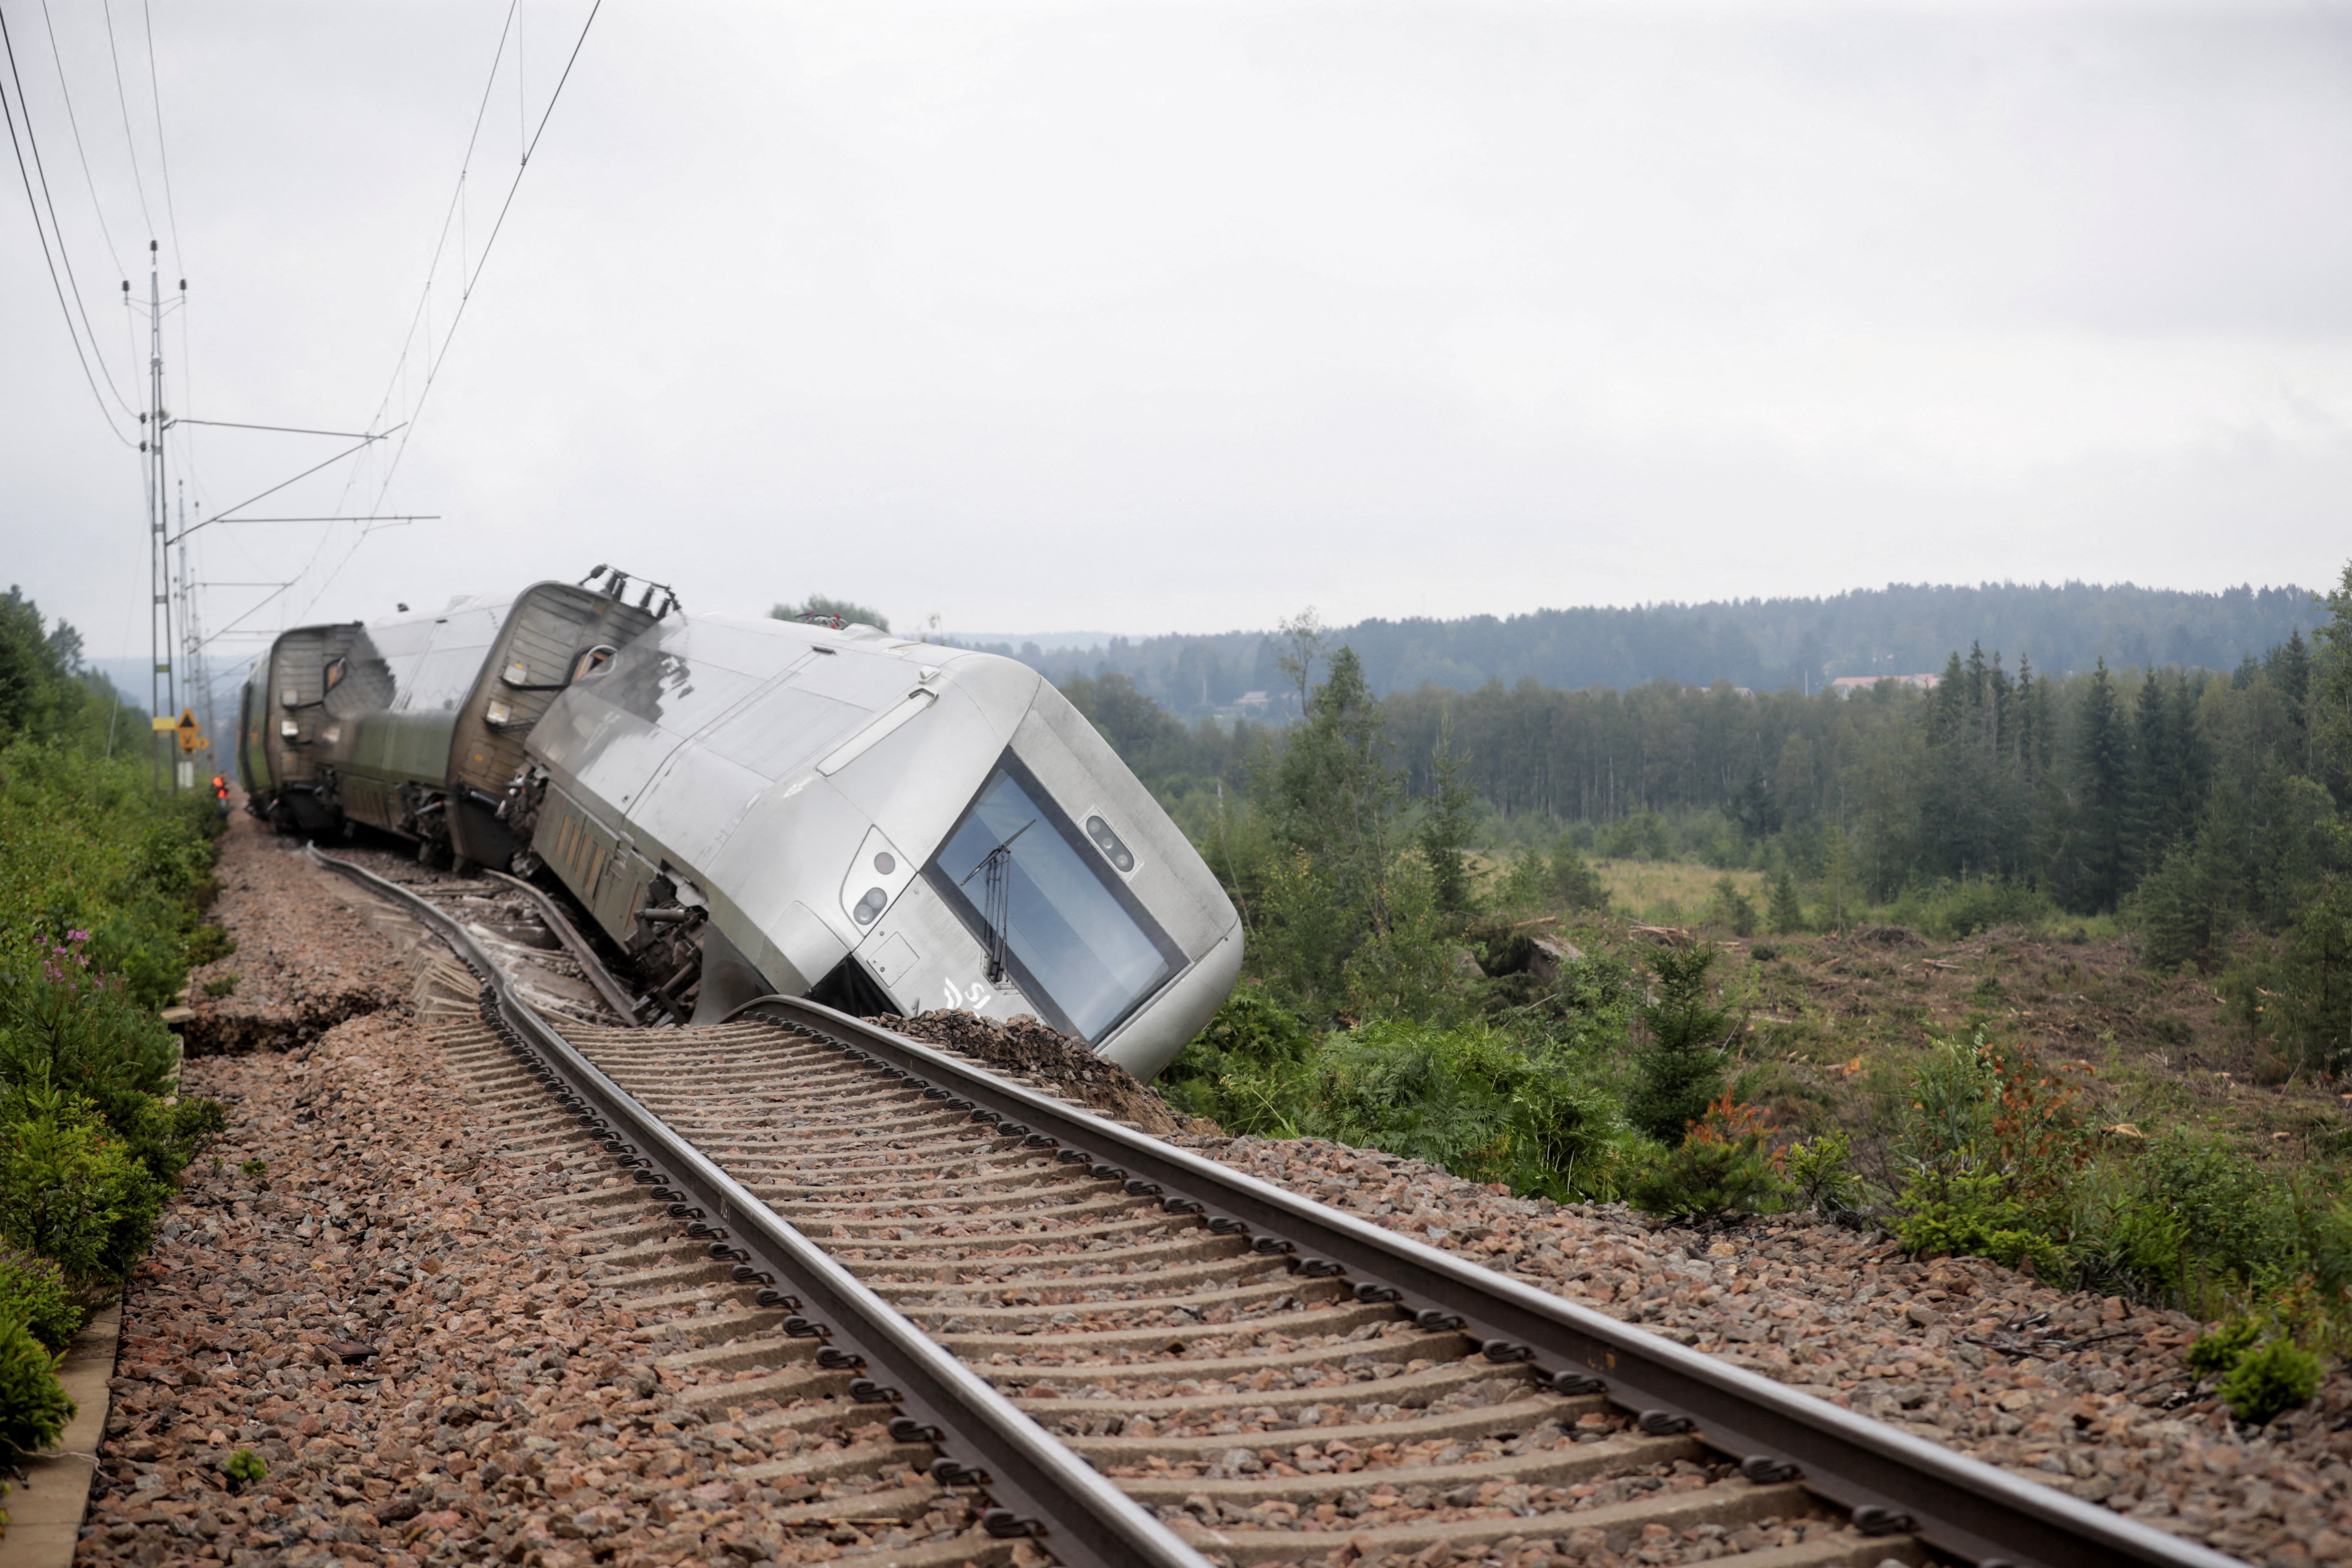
[959,819,1035,983]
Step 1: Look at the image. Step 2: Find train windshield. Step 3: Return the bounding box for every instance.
[927,757,1182,1042]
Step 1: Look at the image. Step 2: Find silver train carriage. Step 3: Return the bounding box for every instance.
[236,578,663,854]
[237,573,1240,1079]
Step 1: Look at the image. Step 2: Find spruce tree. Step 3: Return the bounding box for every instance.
[1768,869,1805,934]
[2064,660,2130,911]
[1417,738,1481,915]
[1547,834,1610,911]
[1628,944,1733,1146]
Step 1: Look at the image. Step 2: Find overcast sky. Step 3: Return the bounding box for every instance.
[6,0,2349,679]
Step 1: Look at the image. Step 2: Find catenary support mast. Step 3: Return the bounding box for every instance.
[143,239,174,789]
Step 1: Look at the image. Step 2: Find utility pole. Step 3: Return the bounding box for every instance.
[141,239,175,790]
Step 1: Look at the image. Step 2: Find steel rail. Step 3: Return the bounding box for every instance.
[478,866,644,1023]
[722,992,2248,1568]
[304,848,1212,1568]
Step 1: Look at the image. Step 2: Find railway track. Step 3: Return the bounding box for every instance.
[311,846,2246,1568]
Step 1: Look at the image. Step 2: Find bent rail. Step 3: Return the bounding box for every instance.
[308,847,1212,1568]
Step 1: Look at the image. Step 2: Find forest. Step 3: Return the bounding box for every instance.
[1084,571,2352,1420]
[972,580,2322,716]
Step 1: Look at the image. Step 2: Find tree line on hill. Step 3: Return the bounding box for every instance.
[1067,572,2352,1073]
[968,580,2321,714]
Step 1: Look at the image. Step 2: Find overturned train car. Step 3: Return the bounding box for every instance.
[237,573,1240,1078]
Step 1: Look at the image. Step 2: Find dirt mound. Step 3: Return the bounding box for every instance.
[867,1010,1184,1134]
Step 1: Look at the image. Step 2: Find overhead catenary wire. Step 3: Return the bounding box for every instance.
[0,1,133,442]
[135,0,177,265]
[34,0,124,277]
[94,0,150,239]
[290,0,603,625]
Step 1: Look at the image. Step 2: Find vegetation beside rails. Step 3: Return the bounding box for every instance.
[1134,588,2352,1428]
[0,588,228,1524]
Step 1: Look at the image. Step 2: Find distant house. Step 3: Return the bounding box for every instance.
[1828,673,1941,697]
[1233,691,1271,714]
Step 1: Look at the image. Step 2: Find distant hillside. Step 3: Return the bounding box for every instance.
[950,582,2321,717]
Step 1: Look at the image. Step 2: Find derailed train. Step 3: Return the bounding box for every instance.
[235,568,1241,1078]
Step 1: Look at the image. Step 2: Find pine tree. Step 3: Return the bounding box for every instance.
[1768,869,1805,933]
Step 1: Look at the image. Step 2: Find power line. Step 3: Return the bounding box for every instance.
[94,0,150,237]
[296,0,603,625]
[34,0,124,276]
[2,0,135,413]
[359,0,603,510]
[0,3,132,442]
[136,0,176,265]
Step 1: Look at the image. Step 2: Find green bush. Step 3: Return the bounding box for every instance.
[1623,1136,1787,1222]
[1309,1018,1630,1200]
[0,739,224,1005]
[0,1313,74,1461]
[1160,988,1320,1130]
[1165,993,1636,1201]
[0,1090,167,1282]
[0,957,225,1186]
[1883,876,2057,941]
[0,1247,77,1354]
[223,1446,268,1488]
[1894,1169,2062,1274]
[1707,877,1757,937]
[2217,1338,2326,1424]
[2184,1318,2263,1379]
[1784,1130,1857,1215]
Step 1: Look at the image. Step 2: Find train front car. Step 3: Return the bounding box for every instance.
[521,611,1240,1079]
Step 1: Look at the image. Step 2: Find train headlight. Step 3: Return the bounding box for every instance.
[1085,815,1136,874]
[279,720,298,740]
[484,700,513,728]
[842,829,915,932]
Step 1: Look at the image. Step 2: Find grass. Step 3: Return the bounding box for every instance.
[1591,860,1768,928]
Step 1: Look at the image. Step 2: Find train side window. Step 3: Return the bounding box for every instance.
[570,645,617,683]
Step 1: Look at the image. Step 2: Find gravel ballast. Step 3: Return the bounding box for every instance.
[87,817,2352,1568]
[178,820,413,1055]
[1180,1135,2352,1568]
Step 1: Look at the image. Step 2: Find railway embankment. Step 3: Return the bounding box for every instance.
[82,824,1000,1566]
[72,814,2352,1567]
[175,819,411,1057]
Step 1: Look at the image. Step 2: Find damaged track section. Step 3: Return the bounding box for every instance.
[308,846,1205,1568]
[313,842,2247,1568]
